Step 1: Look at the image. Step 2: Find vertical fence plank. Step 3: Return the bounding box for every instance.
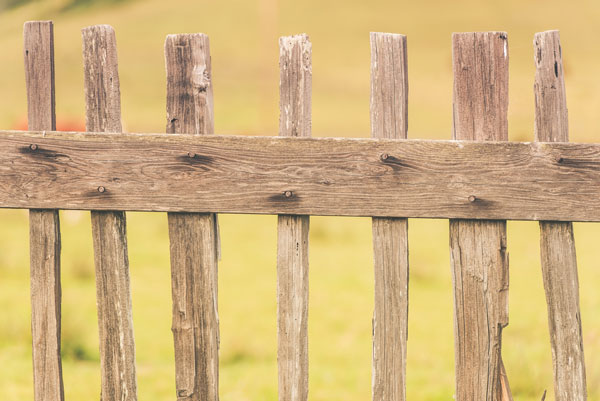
[277,34,311,401]
[82,25,137,401]
[165,33,220,401]
[450,32,512,401]
[534,30,587,401]
[370,32,409,401]
[24,21,64,401]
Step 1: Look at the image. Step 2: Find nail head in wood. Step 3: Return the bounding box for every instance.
[29,143,38,151]
[380,153,389,161]
[284,191,293,198]
[97,186,105,193]
[468,195,477,203]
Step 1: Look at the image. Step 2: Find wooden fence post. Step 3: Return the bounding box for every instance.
[534,30,587,401]
[24,20,64,401]
[450,31,512,401]
[277,34,311,401]
[82,24,137,401]
[370,32,409,401]
[165,33,220,401]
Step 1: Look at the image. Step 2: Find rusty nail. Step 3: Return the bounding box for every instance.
[284,191,293,198]
[98,186,105,193]
[468,195,477,203]
[380,153,389,161]
[29,144,37,151]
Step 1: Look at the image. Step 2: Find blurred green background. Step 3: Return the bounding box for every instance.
[1,0,600,400]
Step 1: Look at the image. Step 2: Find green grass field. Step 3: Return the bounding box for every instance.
[1,0,600,400]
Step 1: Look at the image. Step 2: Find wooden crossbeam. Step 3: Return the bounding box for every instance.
[2,129,600,221]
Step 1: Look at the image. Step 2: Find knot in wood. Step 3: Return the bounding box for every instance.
[192,66,210,92]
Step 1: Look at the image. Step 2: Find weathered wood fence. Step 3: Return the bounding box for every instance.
[15,20,589,401]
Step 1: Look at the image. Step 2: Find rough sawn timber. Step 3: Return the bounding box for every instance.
[450,31,512,401]
[82,24,138,401]
[370,32,409,401]
[165,33,220,401]
[277,34,311,401]
[534,29,587,401]
[4,130,600,221]
[24,20,64,401]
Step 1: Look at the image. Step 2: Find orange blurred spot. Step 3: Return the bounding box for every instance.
[12,115,85,132]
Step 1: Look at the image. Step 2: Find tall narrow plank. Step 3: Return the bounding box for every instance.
[370,32,409,401]
[450,32,512,401]
[24,21,64,401]
[165,33,220,401]
[277,34,311,401]
[534,30,587,401]
[82,25,137,401]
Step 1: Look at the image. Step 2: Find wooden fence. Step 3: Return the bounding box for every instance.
[12,19,589,401]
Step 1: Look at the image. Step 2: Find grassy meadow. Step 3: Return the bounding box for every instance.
[1,0,600,400]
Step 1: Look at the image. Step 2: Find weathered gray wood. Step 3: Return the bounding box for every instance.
[450,31,512,401]
[277,34,311,401]
[277,216,309,401]
[24,21,56,131]
[165,33,220,401]
[82,24,137,401]
[24,20,64,401]
[370,32,409,401]
[371,218,408,400]
[6,130,600,221]
[279,34,311,138]
[534,31,568,143]
[534,30,587,401]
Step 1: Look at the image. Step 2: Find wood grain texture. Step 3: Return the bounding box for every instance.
[5,130,600,221]
[24,21,56,131]
[370,32,409,401]
[279,34,311,138]
[539,222,586,400]
[450,31,512,401]
[277,34,311,401]
[534,31,568,143]
[165,33,220,401]
[82,24,137,401]
[277,215,309,401]
[24,20,64,401]
[534,30,587,401]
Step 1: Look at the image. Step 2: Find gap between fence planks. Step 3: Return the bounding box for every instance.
[6,130,600,221]
[370,32,409,401]
[534,30,587,401]
[82,25,137,401]
[450,32,512,401]
[277,34,311,401]
[165,33,220,401]
[24,20,64,401]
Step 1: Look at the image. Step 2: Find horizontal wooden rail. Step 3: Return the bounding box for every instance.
[3,129,600,221]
